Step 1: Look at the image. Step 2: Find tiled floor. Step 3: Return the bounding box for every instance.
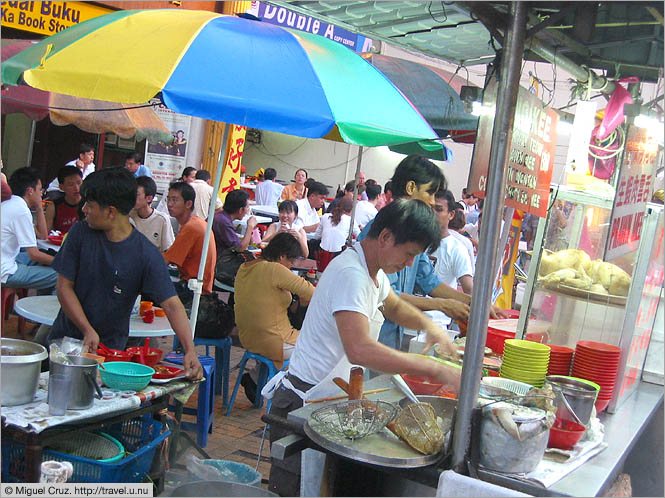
[1,315,274,489]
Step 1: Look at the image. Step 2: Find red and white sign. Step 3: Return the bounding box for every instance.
[468,80,558,218]
[606,126,658,260]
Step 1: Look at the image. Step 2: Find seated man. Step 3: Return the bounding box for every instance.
[255,167,284,207]
[191,169,222,220]
[354,183,380,229]
[295,181,329,233]
[46,143,96,194]
[164,181,217,297]
[2,167,57,291]
[326,180,355,214]
[45,166,83,234]
[130,176,175,252]
[124,152,152,178]
[45,168,202,379]
[212,189,257,260]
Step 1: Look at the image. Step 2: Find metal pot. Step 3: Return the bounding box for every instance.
[1,338,48,406]
[545,376,599,426]
[49,355,101,410]
[170,480,278,497]
[478,402,550,474]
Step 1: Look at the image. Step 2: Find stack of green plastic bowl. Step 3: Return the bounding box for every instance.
[499,339,551,388]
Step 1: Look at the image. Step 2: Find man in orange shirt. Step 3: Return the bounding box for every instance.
[163,181,216,297]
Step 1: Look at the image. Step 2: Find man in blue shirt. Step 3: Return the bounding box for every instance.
[47,167,202,379]
[125,152,152,178]
[359,155,504,350]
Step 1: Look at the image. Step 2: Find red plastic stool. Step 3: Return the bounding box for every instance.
[1,287,28,338]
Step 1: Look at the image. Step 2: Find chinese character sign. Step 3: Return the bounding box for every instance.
[218,125,247,203]
[605,126,658,260]
[468,80,559,217]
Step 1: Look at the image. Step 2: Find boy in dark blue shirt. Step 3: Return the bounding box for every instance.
[48,168,202,380]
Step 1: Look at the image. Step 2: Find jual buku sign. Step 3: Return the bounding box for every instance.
[468,80,559,218]
[1,1,113,35]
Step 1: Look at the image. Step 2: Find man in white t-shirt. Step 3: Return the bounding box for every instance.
[254,168,284,207]
[295,181,328,232]
[429,190,473,327]
[353,183,380,229]
[190,169,222,220]
[2,168,57,291]
[129,176,175,252]
[47,143,96,193]
[267,199,461,496]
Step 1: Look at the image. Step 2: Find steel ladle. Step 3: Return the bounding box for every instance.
[391,374,419,404]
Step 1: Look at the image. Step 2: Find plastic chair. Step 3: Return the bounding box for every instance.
[172,336,232,407]
[226,351,289,416]
[165,353,216,448]
[1,287,28,338]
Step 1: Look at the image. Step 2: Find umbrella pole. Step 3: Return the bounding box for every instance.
[188,123,231,338]
[346,145,363,245]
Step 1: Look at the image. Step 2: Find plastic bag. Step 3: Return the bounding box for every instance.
[49,336,84,364]
[186,455,234,482]
[594,76,639,141]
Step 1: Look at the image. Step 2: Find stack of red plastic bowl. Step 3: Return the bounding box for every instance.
[546,344,575,376]
[571,341,622,413]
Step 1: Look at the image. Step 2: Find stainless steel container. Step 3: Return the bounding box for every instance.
[48,355,99,410]
[478,402,550,474]
[1,338,48,406]
[546,375,599,426]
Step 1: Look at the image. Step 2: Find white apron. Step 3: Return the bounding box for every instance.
[261,245,385,404]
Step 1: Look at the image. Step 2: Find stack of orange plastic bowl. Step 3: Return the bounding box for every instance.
[486,319,550,355]
[499,339,551,387]
[546,344,575,376]
[571,341,621,413]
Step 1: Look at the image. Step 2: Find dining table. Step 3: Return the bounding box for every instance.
[14,295,175,338]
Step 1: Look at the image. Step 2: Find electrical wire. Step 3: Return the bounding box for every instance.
[427,2,448,23]
[0,96,155,112]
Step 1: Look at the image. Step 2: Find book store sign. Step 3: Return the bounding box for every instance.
[1,1,112,36]
[468,80,559,218]
[605,126,658,260]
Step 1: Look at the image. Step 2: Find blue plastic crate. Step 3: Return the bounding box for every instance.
[2,414,169,483]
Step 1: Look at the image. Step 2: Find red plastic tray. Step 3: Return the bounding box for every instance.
[152,364,185,379]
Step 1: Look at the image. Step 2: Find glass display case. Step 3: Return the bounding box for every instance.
[517,182,664,413]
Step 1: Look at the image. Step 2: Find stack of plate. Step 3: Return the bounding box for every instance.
[546,345,575,376]
[499,339,551,387]
[571,341,621,413]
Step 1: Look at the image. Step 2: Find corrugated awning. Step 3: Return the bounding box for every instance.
[1,40,173,143]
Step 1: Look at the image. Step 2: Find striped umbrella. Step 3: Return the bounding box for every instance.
[2,9,436,147]
[2,9,438,338]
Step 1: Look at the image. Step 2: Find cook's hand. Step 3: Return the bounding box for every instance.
[247,216,258,231]
[182,350,203,380]
[490,305,508,319]
[82,329,100,353]
[433,363,462,394]
[422,324,456,359]
[436,298,469,321]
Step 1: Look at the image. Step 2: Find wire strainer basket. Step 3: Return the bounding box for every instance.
[310,400,398,440]
[45,431,125,462]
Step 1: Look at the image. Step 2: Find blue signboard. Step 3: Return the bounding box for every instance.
[247,1,372,52]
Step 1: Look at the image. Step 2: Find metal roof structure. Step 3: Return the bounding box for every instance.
[266,1,664,83]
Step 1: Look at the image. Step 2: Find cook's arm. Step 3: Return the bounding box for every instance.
[57,275,99,352]
[336,308,460,388]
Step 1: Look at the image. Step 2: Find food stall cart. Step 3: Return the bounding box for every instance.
[1,371,200,484]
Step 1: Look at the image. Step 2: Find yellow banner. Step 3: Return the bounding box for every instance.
[494,214,523,310]
[1,1,112,36]
[218,124,247,203]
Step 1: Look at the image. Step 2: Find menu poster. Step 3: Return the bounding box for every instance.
[144,99,193,194]
[468,80,559,218]
[605,126,658,261]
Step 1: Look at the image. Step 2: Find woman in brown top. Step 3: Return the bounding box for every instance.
[280,168,308,201]
[234,232,315,401]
